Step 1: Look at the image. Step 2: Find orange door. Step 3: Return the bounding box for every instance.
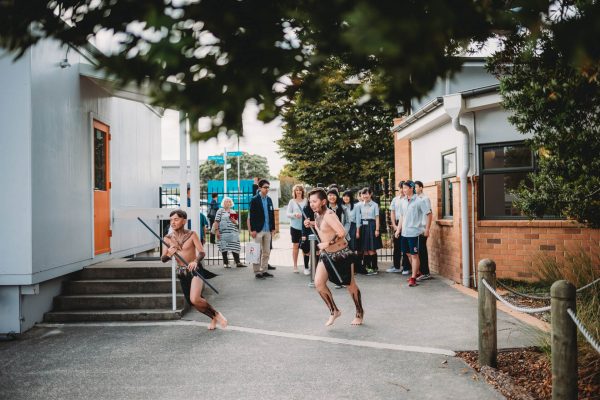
[93,120,111,255]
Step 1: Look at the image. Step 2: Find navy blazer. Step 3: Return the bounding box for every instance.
[249,194,275,232]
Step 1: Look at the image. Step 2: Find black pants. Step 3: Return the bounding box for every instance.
[209,218,216,244]
[393,234,411,270]
[222,251,240,265]
[418,234,429,275]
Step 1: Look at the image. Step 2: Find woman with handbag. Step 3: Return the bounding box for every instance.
[305,188,365,327]
[214,196,246,268]
[286,184,309,273]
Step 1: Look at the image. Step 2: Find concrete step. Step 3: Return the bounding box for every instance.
[53,293,185,311]
[65,279,183,295]
[43,308,183,323]
[78,266,172,280]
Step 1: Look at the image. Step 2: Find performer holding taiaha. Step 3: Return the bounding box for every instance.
[161,209,227,330]
[305,188,365,326]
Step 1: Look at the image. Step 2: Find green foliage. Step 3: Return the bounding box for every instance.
[488,2,600,227]
[532,249,599,377]
[278,59,396,187]
[199,153,270,182]
[0,0,556,140]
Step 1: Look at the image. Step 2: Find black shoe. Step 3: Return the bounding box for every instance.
[267,265,276,270]
[262,272,274,278]
[255,273,266,280]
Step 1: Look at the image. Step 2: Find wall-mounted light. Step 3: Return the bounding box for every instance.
[59,46,71,68]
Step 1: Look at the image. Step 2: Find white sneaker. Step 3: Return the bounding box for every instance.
[303,268,311,276]
[401,269,410,275]
[386,267,401,273]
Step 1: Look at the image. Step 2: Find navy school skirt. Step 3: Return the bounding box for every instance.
[358,219,383,251]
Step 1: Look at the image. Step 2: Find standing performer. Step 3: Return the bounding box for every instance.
[161,209,227,330]
[305,188,365,327]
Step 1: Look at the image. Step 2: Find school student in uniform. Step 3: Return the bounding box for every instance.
[395,180,432,287]
[355,187,382,275]
[342,190,357,252]
[388,182,404,273]
[415,181,432,280]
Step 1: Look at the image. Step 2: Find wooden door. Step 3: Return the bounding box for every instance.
[93,120,111,255]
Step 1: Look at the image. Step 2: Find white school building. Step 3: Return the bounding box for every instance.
[0,39,164,334]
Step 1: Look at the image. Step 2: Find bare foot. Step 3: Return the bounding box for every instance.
[217,312,228,329]
[325,310,341,326]
[293,267,299,273]
[351,317,363,326]
[208,317,217,330]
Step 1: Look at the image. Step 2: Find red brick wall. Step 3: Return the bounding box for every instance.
[475,221,600,280]
[393,136,411,190]
[422,176,600,283]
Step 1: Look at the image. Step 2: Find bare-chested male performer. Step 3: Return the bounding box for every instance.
[305,188,364,326]
[161,209,227,330]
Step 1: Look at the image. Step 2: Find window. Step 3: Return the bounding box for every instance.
[479,142,534,218]
[441,150,456,218]
[94,128,107,191]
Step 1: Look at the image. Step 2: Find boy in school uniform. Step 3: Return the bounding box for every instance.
[388,182,404,273]
[415,181,432,280]
[394,181,432,287]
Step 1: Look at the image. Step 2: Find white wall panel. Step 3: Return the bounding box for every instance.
[30,40,92,275]
[475,108,531,144]
[411,113,475,183]
[109,98,161,253]
[0,50,33,279]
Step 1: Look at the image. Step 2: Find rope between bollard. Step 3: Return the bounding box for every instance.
[481,279,551,314]
[496,280,551,300]
[567,308,600,354]
[576,277,600,293]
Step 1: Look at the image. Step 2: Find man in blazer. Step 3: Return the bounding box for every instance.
[249,179,276,279]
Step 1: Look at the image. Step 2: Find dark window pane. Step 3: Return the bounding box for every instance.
[443,179,453,217]
[94,128,106,190]
[483,172,528,217]
[442,152,456,175]
[483,145,532,169]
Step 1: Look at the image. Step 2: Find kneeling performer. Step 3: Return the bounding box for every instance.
[161,209,227,330]
[306,188,364,326]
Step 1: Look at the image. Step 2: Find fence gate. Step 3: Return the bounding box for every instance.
[159,186,255,265]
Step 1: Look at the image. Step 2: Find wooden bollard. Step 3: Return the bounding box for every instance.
[551,280,577,400]
[478,259,497,368]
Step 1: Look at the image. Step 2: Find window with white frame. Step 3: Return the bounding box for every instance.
[441,150,456,218]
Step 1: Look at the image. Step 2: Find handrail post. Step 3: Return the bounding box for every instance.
[551,280,577,400]
[478,259,497,368]
[308,234,317,288]
[171,257,177,311]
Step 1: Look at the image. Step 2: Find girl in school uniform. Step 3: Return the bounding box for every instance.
[342,190,357,251]
[355,187,382,275]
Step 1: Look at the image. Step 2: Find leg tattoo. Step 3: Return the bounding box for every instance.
[318,288,339,315]
[351,288,364,319]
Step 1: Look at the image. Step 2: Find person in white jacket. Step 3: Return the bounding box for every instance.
[286,184,308,273]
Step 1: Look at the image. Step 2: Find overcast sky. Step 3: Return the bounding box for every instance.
[161,102,286,176]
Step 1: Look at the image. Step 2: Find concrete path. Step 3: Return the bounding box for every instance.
[0,226,542,400]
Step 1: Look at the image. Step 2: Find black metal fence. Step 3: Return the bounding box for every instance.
[159,186,255,265]
[371,186,394,262]
[159,181,396,264]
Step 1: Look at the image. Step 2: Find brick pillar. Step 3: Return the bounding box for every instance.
[393,134,412,188]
